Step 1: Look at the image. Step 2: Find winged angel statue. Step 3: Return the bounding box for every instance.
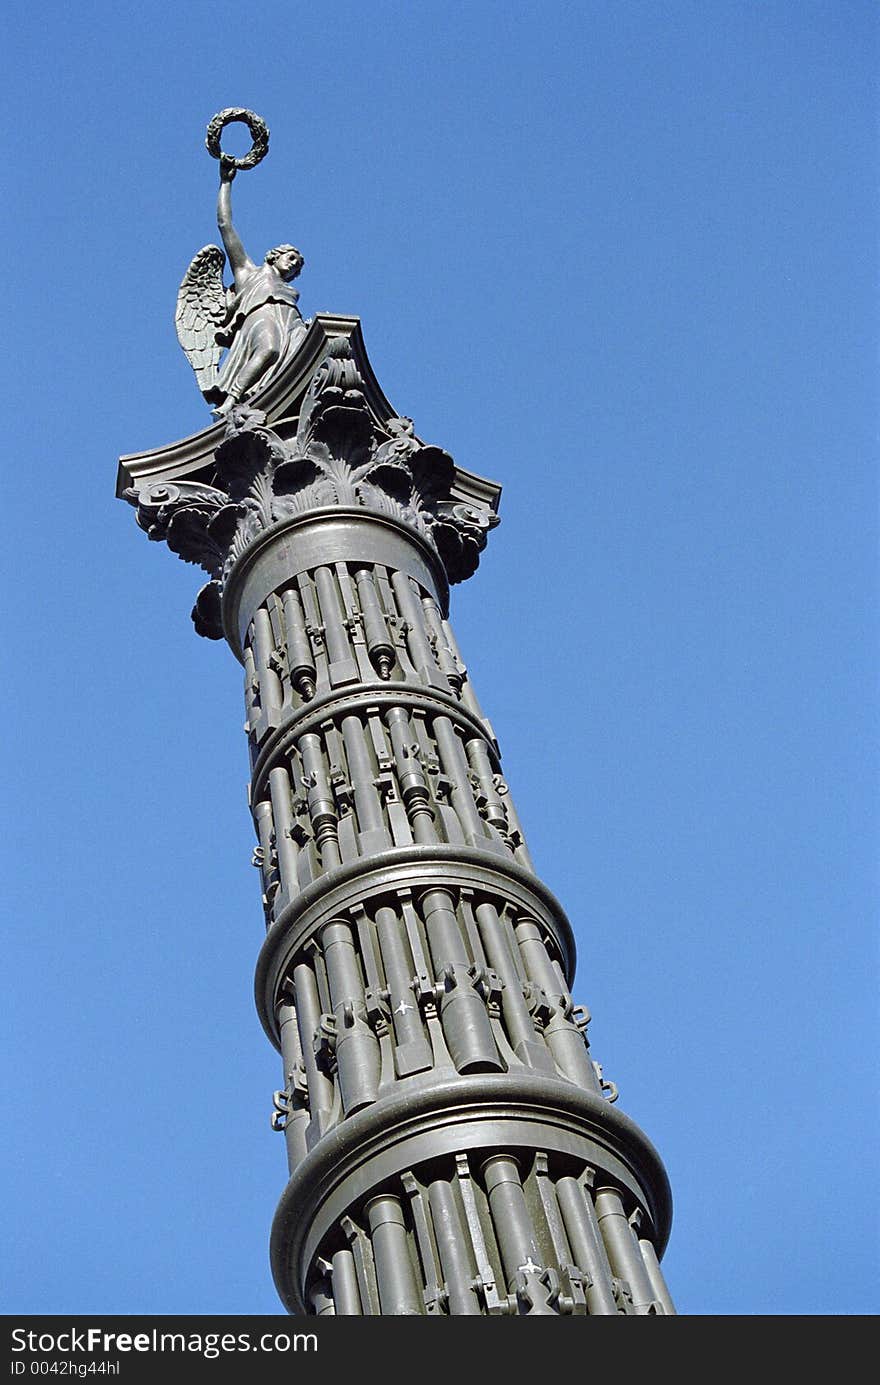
[175,109,308,415]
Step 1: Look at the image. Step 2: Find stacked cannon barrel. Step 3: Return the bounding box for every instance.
[119,315,675,1316]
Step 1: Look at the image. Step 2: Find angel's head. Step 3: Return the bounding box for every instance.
[265,245,304,282]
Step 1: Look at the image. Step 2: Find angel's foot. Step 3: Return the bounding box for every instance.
[212,396,267,433]
[211,395,238,420]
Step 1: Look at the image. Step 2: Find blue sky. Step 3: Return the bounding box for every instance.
[3,1,877,1316]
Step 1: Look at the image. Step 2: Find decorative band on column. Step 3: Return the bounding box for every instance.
[255,844,580,1045]
[223,509,451,659]
[270,1072,673,1315]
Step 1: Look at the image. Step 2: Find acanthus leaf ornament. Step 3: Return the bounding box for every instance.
[192,580,223,641]
[431,500,501,584]
[125,332,500,635]
[123,482,244,575]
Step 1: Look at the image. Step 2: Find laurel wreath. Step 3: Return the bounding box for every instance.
[205,108,270,170]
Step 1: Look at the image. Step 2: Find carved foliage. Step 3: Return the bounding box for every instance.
[123,480,244,579]
[125,340,499,637]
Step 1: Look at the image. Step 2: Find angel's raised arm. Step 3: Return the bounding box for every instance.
[217,160,254,282]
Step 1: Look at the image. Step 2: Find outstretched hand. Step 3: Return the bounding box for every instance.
[219,154,237,184]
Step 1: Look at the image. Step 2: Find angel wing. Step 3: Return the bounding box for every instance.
[175,246,228,398]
